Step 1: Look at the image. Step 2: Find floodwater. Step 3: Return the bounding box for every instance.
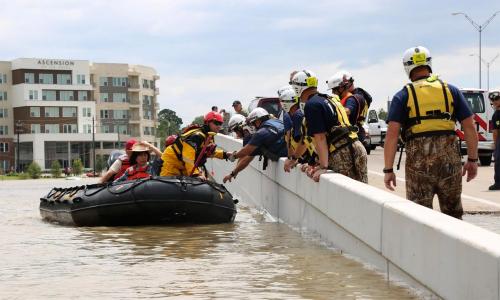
[0,179,418,299]
[464,214,500,235]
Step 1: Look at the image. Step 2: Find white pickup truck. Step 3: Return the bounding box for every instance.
[362,109,384,153]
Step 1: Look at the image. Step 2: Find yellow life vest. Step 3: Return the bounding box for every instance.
[404,76,456,139]
[303,94,358,154]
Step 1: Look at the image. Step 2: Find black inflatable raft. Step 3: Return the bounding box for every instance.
[40,176,237,226]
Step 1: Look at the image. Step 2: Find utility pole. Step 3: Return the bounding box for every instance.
[15,121,22,173]
[452,11,500,89]
[92,116,96,177]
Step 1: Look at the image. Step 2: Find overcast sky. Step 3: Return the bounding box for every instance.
[1,0,500,124]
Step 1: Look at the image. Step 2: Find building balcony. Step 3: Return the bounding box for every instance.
[128,83,140,91]
[154,88,160,95]
[153,75,160,80]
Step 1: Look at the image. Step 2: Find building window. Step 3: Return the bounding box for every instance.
[113,110,128,119]
[102,125,110,133]
[45,124,60,134]
[25,73,34,84]
[63,124,77,133]
[100,93,109,102]
[83,124,92,133]
[62,107,77,117]
[0,142,8,152]
[42,90,56,101]
[59,91,74,101]
[0,74,6,84]
[45,107,60,117]
[77,74,86,84]
[113,93,127,103]
[143,95,151,105]
[143,110,152,120]
[117,125,128,134]
[82,107,91,117]
[0,91,7,100]
[100,110,109,119]
[30,107,40,117]
[39,73,54,84]
[99,77,109,86]
[56,74,72,85]
[78,91,88,101]
[31,124,41,133]
[112,77,127,87]
[0,125,8,135]
[142,79,149,88]
[29,90,39,100]
[0,108,7,118]
[149,80,154,89]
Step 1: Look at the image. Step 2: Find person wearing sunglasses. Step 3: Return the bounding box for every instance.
[489,91,500,191]
[160,111,234,179]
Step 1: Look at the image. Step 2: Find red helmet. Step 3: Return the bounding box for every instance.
[204,111,223,124]
[164,135,177,147]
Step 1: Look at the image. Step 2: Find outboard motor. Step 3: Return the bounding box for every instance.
[107,150,125,169]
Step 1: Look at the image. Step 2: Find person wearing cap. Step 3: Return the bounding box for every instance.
[489,91,500,190]
[114,143,157,182]
[232,100,248,117]
[160,111,235,178]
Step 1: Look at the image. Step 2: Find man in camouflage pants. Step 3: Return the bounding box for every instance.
[384,46,478,219]
[328,136,368,183]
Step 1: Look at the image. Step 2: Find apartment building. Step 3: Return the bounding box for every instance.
[0,58,159,172]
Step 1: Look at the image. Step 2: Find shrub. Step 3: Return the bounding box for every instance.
[19,172,30,180]
[95,156,105,174]
[72,159,83,176]
[51,160,62,178]
[27,162,42,179]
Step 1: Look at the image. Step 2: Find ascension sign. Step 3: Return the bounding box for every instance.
[37,59,75,66]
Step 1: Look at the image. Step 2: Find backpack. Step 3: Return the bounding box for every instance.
[352,87,373,123]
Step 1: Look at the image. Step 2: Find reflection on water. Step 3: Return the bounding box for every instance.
[0,179,417,299]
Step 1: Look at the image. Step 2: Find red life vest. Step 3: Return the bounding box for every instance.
[115,154,131,179]
[125,164,151,181]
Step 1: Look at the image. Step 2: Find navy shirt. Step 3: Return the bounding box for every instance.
[387,81,473,124]
[283,111,292,132]
[304,93,337,136]
[344,96,359,126]
[291,109,305,142]
[247,119,287,157]
[493,110,500,131]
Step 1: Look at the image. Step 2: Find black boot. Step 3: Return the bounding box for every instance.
[488,184,500,191]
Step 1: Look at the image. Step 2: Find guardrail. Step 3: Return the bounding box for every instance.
[208,134,500,300]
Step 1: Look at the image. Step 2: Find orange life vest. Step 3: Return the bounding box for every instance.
[125,164,151,181]
[115,155,131,179]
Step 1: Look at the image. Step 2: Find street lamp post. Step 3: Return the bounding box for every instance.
[92,116,96,177]
[470,53,500,91]
[452,11,500,89]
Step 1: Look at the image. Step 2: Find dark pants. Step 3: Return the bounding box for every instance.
[495,139,500,185]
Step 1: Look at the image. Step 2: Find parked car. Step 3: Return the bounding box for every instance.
[248,97,284,120]
[458,88,495,166]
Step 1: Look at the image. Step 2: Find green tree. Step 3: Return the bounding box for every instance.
[95,156,105,174]
[50,160,62,178]
[27,161,42,179]
[378,108,388,121]
[72,159,83,176]
[157,108,183,142]
[192,115,204,126]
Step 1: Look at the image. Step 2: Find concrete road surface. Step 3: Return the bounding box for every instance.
[367,147,499,213]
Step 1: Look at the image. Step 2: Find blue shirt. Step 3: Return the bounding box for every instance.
[304,93,337,136]
[283,111,292,132]
[247,119,287,157]
[344,96,359,126]
[387,81,473,124]
[290,109,305,142]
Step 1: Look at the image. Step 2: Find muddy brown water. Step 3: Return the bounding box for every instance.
[0,179,419,299]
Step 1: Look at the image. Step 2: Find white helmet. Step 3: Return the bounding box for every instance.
[277,85,297,112]
[290,70,318,96]
[228,114,246,132]
[247,107,269,124]
[326,71,353,92]
[403,46,432,78]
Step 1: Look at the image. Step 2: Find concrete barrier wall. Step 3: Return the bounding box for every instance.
[208,134,500,300]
